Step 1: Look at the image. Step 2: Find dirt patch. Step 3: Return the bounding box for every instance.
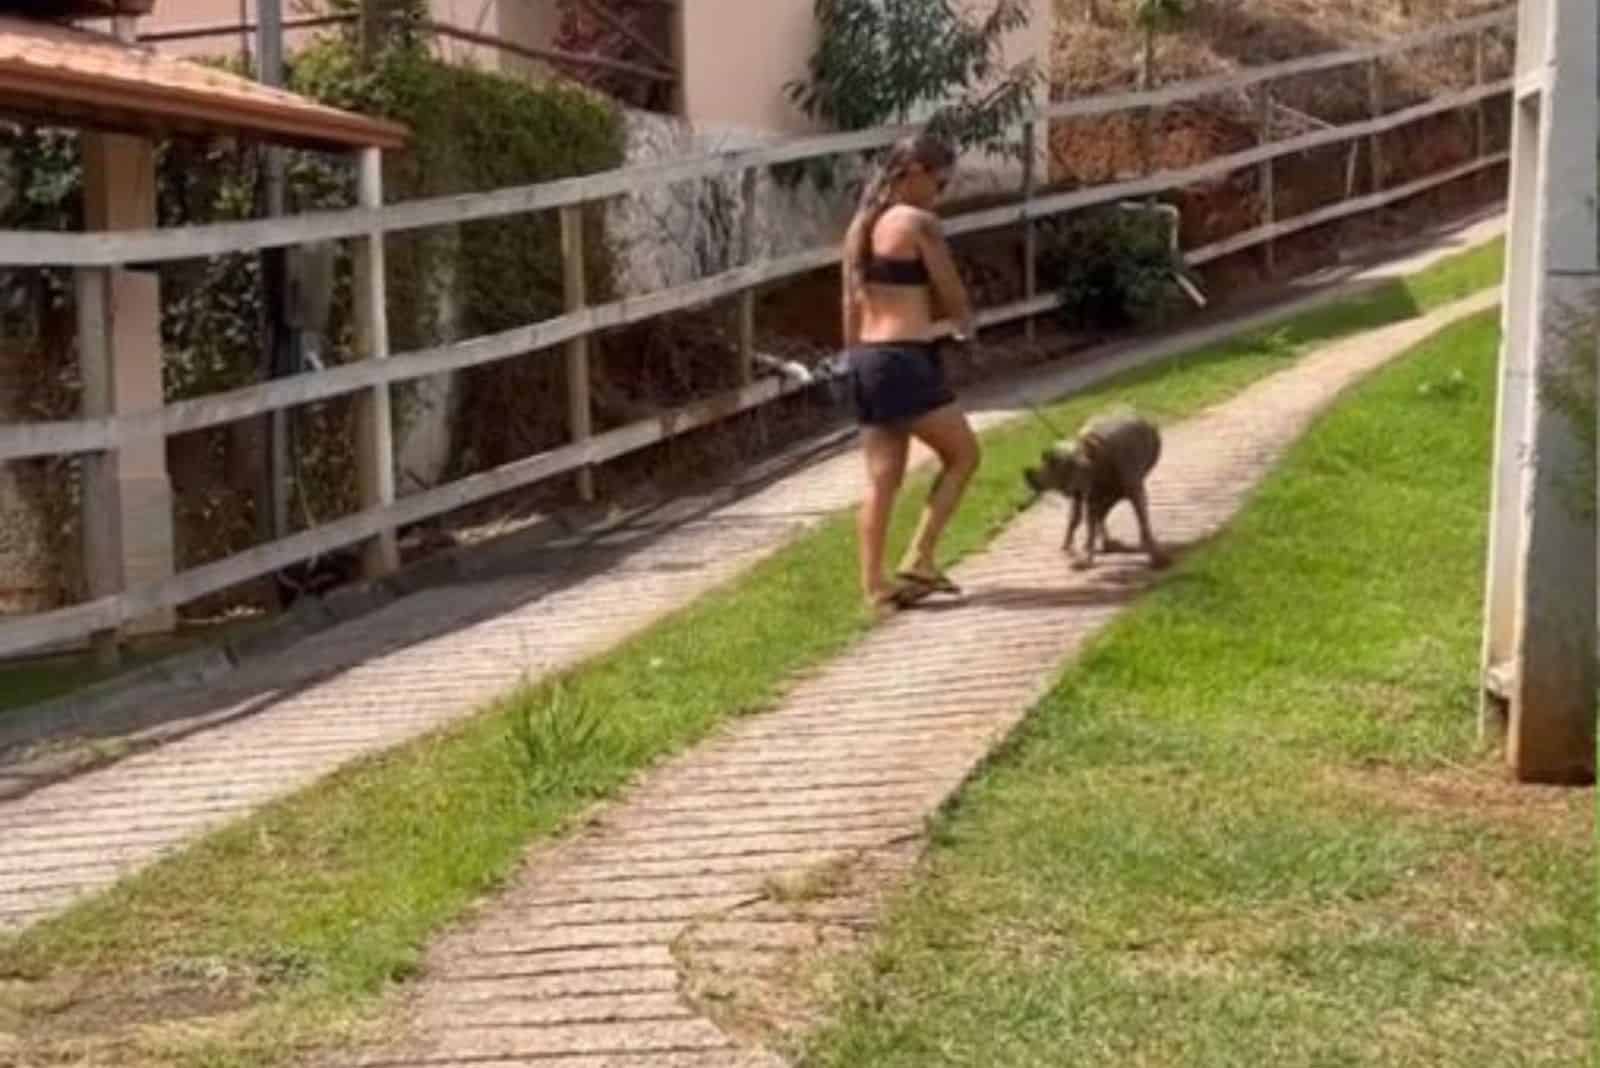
[0,970,259,1066]
[672,838,924,1059]
[1326,762,1594,846]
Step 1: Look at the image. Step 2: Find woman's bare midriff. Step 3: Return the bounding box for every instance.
[856,284,938,344]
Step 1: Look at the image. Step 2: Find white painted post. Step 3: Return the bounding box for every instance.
[353,147,400,576]
[1479,0,1598,784]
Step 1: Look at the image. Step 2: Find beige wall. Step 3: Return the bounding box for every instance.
[677,0,1051,136]
[676,0,822,134]
[121,0,555,76]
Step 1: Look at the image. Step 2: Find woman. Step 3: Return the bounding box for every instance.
[840,132,982,612]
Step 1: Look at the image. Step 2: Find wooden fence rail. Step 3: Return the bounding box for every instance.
[0,7,1515,658]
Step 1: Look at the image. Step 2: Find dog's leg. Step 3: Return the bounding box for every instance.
[1130,483,1169,569]
[1073,497,1105,571]
[1063,493,1083,554]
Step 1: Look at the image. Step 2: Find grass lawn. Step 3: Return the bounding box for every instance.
[799,309,1593,1067]
[0,238,1508,1068]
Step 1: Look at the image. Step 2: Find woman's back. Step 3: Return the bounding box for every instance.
[853,204,940,343]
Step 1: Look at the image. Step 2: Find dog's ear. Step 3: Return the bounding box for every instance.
[1079,432,1105,462]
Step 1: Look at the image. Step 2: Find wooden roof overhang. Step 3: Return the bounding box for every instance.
[0,14,408,151]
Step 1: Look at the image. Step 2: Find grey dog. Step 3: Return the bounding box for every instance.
[1022,407,1169,571]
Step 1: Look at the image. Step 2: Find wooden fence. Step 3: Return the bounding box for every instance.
[0,7,1516,657]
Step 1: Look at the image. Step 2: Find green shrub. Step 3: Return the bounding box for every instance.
[1035,205,1187,331]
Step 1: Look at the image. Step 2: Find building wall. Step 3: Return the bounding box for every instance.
[121,0,555,76]
[676,0,1051,136]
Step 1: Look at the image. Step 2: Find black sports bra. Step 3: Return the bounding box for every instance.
[862,251,931,286]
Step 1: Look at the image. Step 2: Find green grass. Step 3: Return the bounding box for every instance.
[1,642,177,715]
[0,620,260,717]
[799,309,1593,1068]
[0,237,1506,1068]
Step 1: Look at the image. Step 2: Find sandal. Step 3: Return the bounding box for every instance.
[894,568,962,597]
[866,578,936,616]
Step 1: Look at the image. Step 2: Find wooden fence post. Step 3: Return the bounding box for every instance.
[1368,58,1385,198]
[560,203,596,502]
[1474,31,1488,160]
[1258,84,1276,277]
[736,166,757,385]
[1021,121,1039,342]
[1474,29,1489,200]
[353,146,399,577]
[74,267,120,667]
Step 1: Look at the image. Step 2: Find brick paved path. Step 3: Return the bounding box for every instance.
[0,217,1500,938]
[350,290,1499,1067]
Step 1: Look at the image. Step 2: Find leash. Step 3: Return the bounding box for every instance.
[1022,399,1065,439]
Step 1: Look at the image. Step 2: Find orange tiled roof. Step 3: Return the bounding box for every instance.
[0,15,407,150]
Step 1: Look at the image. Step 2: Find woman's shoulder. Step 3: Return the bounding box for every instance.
[879,203,942,234]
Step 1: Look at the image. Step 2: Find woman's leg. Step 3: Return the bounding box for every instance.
[900,402,981,577]
[859,425,910,602]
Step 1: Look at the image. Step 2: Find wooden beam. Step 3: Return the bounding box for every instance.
[736,167,757,385]
[1020,121,1039,343]
[1187,152,1507,265]
[1368,59,1385,198]
[560,203,596,502]
[1259,83,1276,276]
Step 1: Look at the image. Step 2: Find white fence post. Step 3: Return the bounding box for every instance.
[1478,0,1598,784]
[353,146,400,576]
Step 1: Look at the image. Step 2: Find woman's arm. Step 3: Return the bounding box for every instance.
[910,210,977,339]
[841,218,865,346]
[842,277,864,346]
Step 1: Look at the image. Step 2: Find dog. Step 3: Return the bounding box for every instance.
[1022,407,1169,571]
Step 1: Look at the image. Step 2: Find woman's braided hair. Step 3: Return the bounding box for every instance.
[844,132,956,295]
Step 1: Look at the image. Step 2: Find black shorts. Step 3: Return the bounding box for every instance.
[849,341,956,427]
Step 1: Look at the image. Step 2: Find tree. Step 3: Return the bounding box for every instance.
[785,0,1040,159]
[1132,0,1187,88]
